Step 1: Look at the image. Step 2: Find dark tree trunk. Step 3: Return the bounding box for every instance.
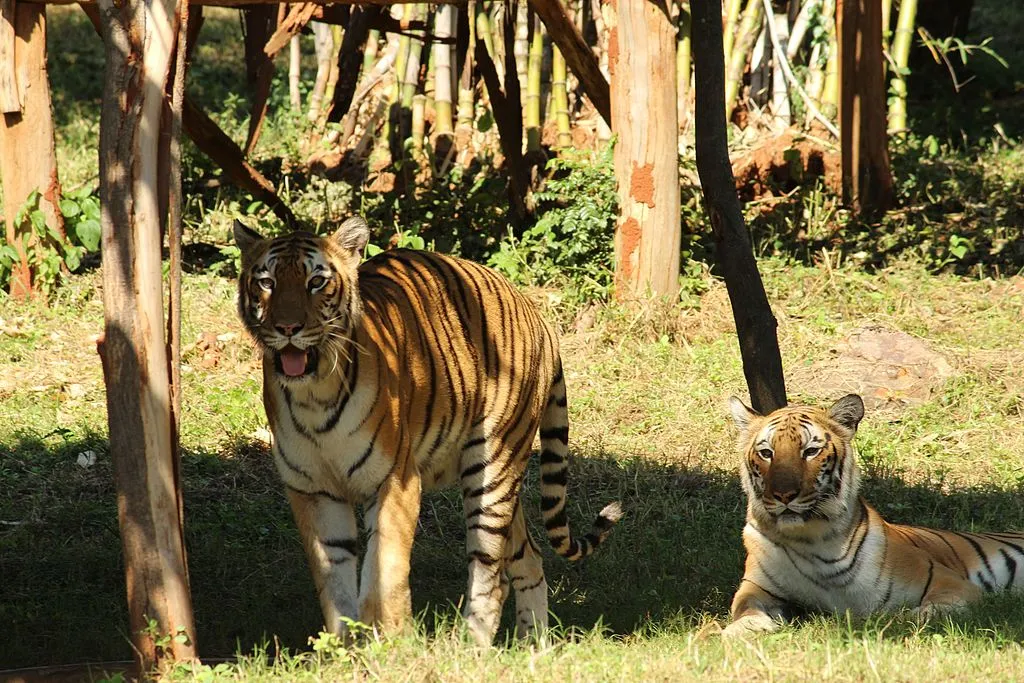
[692,0,788,414]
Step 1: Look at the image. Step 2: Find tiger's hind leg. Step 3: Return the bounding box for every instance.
[459,427,530,646]
[504,500,548,641]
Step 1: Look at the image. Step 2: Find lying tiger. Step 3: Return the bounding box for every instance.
[233,218,620,646]
[724,393,1024,637]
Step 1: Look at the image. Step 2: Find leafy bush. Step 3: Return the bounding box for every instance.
[489,144,618,305]
[0,186,100,298]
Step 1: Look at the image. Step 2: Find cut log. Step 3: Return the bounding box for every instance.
[0,1,63,300]
[608,0,679,298]
[837,0,893,216]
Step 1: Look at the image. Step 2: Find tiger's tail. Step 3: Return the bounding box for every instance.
[538,363,622,561]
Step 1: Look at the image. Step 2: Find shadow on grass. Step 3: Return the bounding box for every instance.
[7,432,1024,669]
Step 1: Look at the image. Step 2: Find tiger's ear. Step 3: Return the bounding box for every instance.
[233,220,264,257]
[828,394,865,433]
[729,396,760,434]
[332,216,370,257]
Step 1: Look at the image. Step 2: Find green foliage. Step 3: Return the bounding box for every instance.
[489,145,618,305]
[0,186,100,298]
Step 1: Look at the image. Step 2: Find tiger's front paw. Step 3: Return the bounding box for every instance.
[722,612,781,638]
[910,599,967,623]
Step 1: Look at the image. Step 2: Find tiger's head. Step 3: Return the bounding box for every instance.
[728,394,865,538]
[233,217,370,381]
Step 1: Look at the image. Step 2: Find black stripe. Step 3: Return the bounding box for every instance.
[1001,548,1017,589]
[467,523,510,537]
[315,351,358,434]
[951,531,997,586]
[346,419,385,478]
[544,509,568,531]
[463,437,487,451]
[540,495,561,511]
[321,538,358,555]
[539,449,562,465]
[468,551,499,566]
[510,541,528,562]
[541,469,568,487]
[461,461,486,479]
[275,445,313,481]
[918,560,935,606]
[539,427,569,443]
[285,485,346,504]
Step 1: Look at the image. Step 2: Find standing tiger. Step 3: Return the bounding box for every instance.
[724,393,1024,637]
[233,217,621,646]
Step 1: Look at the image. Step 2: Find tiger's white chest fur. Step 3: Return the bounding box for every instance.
[264,358,473,504]
[744,518,925,615]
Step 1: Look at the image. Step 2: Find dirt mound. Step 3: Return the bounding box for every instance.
[732,130,840,201]
[794,326,954,411]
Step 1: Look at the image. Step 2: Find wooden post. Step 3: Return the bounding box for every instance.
[96,0,197,670]
[837,0,893,216]
[607,0,679,298]
[692,0,787,414]
[0,0,63,299]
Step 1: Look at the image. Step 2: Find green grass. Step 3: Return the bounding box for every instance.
[2,260,1024,679]
[2,1,1024,680]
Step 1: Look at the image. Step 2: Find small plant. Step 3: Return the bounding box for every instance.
[488,143,619,306]
[1,187,100,298]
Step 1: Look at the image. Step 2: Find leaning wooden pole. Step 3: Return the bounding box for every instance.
[96,0,197,671]
[530,0,610,125]
[692,0,787,414]
[608,0,680,298]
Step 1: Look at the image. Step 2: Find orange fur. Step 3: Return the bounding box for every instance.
[233,219,621,645]
[725,394,1024,637]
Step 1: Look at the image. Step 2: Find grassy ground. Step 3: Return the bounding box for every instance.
[2,260,1024,680]
[2,1,1024,681]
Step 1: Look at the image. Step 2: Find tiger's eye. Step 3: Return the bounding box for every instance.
[308,275,327,290]
[258,277,275,291]
[758,448,773,460]
[803,446,822,459]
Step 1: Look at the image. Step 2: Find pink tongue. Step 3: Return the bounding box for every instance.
[280,348,308,376]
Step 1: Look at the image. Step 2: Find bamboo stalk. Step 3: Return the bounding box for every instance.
[363,29,380,73]
[289,35,301,111]
[887,0,917,133]
[722,0,743,69]
[803,41,825,125]
[514,0,529,97]
[433,4,455,138]
[770,12,789,130]
[323,26,343,112]
[551,44,571,148]
[821,0,838,121]
[490,3,505,84]
[308,22,333,120]
[787,0,818,60]
[412,93,426,152]
[725,0,764,119]
[526,10,543,152]
[458,3,476,137]
[677,2,692,129]
[881,0,892,51]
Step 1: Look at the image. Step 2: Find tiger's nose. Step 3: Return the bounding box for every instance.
[773,490,798,504]
[275,322,304,337]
